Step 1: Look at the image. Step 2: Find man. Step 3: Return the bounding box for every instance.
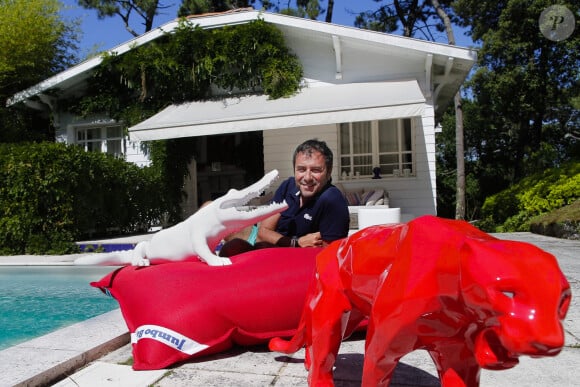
[219,139,349,256]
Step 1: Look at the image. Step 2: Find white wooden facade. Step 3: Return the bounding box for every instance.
[261,114,437,220]
[9,10,476,219]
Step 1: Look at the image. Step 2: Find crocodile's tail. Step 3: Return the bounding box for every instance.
[74,250,134,266]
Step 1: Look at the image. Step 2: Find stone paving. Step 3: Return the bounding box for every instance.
[1,232,578,386]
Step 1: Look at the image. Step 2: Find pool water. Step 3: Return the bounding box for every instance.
[0,266,119,351]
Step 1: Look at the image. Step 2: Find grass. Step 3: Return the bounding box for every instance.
[118,357,134,366]
[529,200,580,239]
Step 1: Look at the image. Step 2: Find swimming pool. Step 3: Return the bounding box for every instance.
[0,266,119,351]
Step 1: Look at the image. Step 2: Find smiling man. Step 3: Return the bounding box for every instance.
[257,139,350,248]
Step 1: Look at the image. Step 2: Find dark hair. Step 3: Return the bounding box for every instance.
[293,139,333,173]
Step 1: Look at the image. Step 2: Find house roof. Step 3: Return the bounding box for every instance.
[129,80,425,141]
[8,9,476,117]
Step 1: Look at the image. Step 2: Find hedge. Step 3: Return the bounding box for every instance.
[479,161,580,232]
[0,142,167,254]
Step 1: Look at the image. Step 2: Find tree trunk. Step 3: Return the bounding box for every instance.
[454,92,465,219]
[144,0,160,32]
[325,0,334,23]
[431,0,465,219]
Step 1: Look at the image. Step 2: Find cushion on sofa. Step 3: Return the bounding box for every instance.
[335,184,390,228]
[344,190,362,206]
[364,189,385,206]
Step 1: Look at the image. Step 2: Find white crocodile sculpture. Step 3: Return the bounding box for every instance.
[74,170,288,266]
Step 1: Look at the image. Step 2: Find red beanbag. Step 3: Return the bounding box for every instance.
[91,247,322,370]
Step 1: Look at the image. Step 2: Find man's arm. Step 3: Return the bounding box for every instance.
[258,213,323,247]
[257,213,283,244]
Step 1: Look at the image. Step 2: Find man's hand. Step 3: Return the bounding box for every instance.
[298,232,325,247]
[259,214,329,248]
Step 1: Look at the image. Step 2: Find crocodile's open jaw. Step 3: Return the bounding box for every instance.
[209,170,288,244]
[218,169,287,214]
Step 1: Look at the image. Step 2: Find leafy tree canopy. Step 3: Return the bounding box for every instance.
[77,0,166,35]
[455,0,579,181]
[0,0,79,94]
[77,0,277,36]
[0,0,79,142]
[433,0,579,223]
[178,0,274,17]
[354,0,456,38]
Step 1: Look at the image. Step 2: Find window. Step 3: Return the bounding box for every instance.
[75,125,124,157]
[339,118,414,178]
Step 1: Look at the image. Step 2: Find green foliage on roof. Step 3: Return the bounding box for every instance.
[66,18,303,127]
[60,17,303,224]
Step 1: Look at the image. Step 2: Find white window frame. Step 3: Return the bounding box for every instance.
[75,124,125,158]
[339,118,415,179]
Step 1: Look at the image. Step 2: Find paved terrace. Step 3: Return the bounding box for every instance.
[0,232,578,386]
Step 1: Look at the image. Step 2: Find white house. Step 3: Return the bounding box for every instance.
[8,9,476,222]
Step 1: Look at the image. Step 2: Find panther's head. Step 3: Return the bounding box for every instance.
[460,238,571,370]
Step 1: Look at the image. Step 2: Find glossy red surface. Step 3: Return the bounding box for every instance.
[269,215,571,386]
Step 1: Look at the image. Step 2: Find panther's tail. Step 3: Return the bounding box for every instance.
[268,314,307,354]
[268,274,316,354]
[269,241,342,354]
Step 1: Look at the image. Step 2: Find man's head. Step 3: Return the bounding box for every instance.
[292,139,333,201]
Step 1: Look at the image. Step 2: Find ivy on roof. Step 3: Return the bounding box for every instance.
[65,18,303,127]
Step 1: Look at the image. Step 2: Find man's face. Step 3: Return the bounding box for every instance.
[294,150,330,201]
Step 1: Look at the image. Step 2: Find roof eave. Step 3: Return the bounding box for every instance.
[7,10,264,107]
[7,9,477,107]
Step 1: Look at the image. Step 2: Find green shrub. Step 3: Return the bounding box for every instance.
[0,142,167,254]
[480,162,579,232]
[529,200,580,239]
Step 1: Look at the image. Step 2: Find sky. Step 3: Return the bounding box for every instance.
[60,0,474,60]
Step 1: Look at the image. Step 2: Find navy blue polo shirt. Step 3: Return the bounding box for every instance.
[272,177,350,242]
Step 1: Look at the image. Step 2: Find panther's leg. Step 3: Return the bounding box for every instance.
[308,295,352,385]
[428,341,481,387]
[362,281,417,387]
[306,273,353,386]
[361,317,403,387]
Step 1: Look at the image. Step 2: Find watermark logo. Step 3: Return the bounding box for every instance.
[539,5,576,41]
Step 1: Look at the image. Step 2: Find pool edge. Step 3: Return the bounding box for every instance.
[0,309,130,387]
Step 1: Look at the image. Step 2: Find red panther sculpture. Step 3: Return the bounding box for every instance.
[269,215,571,387]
